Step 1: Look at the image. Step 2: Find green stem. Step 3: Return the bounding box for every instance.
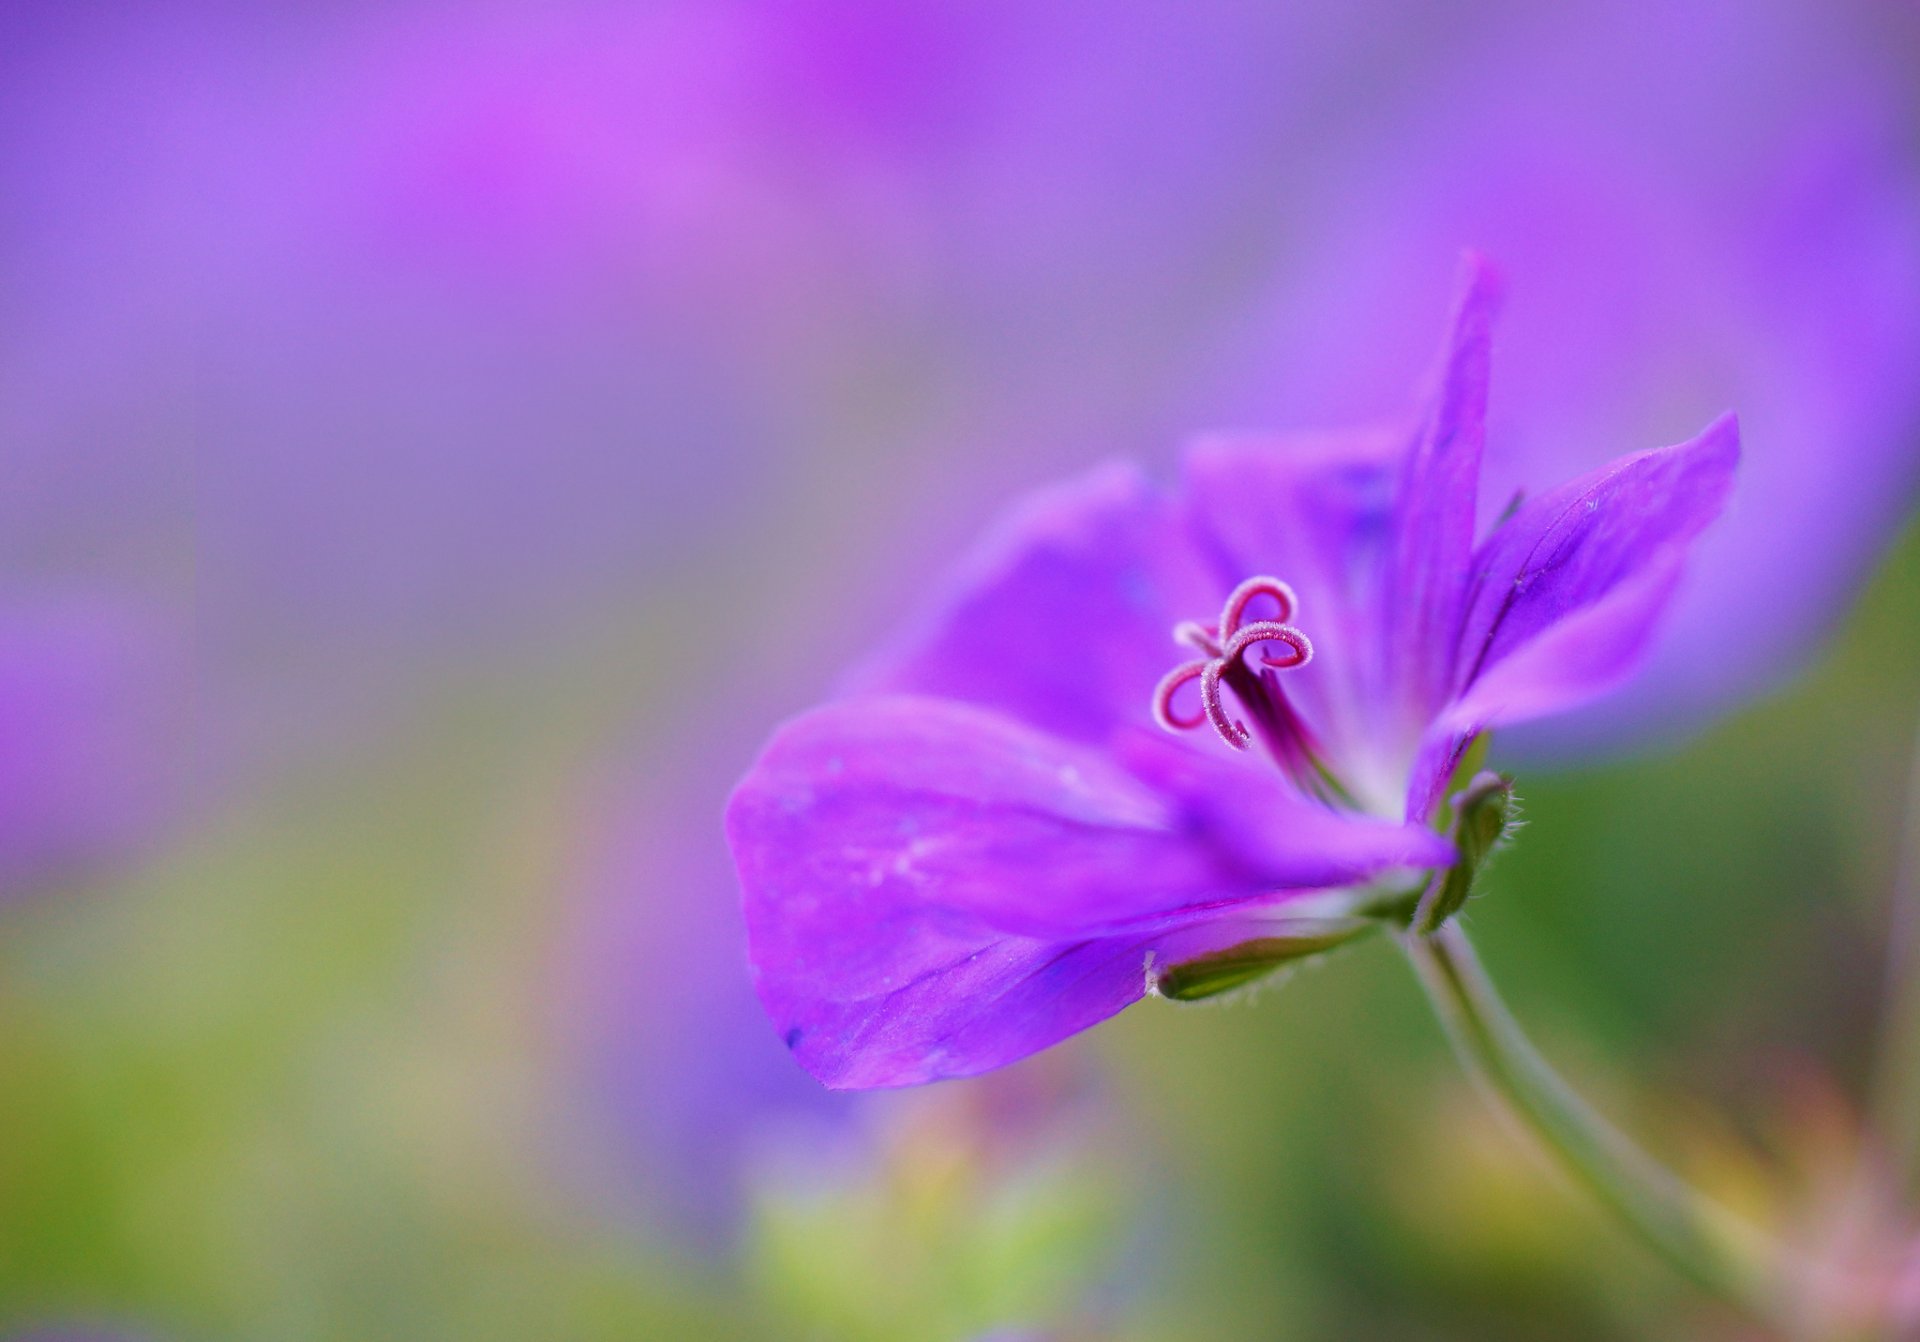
[1403,924,1786,1325]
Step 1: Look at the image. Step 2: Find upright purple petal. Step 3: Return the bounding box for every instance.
[1403,555,1691,822]
[1401,414,1739,818]
[1445,553,1688,736]
[849,464,1218,745]
[1383,255,1502,721]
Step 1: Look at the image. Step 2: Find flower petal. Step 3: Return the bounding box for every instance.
[1450,412,1740,704]
[1404,553,1688,822]
[731,696,1438,944]
[1400,414,1739,820]
[1115,729,1455,892]
[1384,253,1502,717]
[847,462,1218,745]
[1446,549,1686,733]
[749,913,1274,1091]
[729,695,1451,1088]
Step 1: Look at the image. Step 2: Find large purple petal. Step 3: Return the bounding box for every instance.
[748,908,1275,1091]
[731,696,1440,943]
[847,463,1219,745]
[1449,552,1687,732]
[730,695,1449,1088]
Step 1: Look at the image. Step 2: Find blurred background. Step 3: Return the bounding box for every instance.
[1,1,1918,1338]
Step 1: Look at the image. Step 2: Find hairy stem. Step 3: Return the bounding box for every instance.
[1404,924,1785,1325]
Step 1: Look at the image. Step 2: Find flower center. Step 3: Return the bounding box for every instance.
[1152,576,1341,802]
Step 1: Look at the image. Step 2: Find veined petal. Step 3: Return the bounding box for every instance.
[1403,552,1686,820]
[1116,729,1455,891]
[1450,413,1739,703]
[846,462,1218,745]
[733,698,1397,1090]
[1400,416,1737,819]
[729,696,1453,1089]
[730,696,1439,946]
[750,912,1281,1091]
[1445,548,1685,733]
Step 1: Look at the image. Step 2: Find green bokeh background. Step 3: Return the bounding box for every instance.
[1,508,1915,1340]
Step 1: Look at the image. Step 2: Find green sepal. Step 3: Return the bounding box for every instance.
[1439,734,1492,824]
[1415,771,1514,934]
[1352,885,1423,926]
[1155,923,1374,1001]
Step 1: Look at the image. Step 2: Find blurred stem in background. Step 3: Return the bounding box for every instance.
[1403,923,1786,1329]
[1869,713,1920,1202]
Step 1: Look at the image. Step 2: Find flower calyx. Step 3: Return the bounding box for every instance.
[1152,920,1375,1002]
[1411,771,1516,935]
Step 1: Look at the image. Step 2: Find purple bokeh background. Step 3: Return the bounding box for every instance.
[0,0,1916,1291]
[6,1,1916,794]
[0,596,185,900]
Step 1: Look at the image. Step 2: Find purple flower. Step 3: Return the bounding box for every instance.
[727,258,1739,1089]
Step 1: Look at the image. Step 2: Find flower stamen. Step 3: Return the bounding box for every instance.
[1222,620,1312,670]
[1152,576,1315,756]
[1151,660,1212,732]
[1199,658,1250,748]
[1220,576,1298,635]
[1173,620,1223,657]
